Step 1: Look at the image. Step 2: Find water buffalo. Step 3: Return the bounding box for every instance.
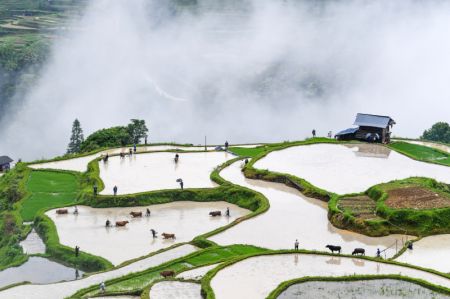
[130,211,142,217]
[116,221,129,227]
[160,270,175,278]
[162,233,176,239]
[326,245,341,254]
[209,211,222,217]
[56,209,68,214]
[352,248,365,256]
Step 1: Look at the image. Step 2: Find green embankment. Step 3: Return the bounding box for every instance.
[70,244,268,298]
[328,177,450,237]
[389,141,450,166]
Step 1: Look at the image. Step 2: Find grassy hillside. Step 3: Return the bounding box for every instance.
[389,141,450,166]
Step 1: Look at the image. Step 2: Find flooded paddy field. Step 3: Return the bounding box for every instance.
[0,245,197,299]
[177,264,220,280]
[395,235,450,274]
[210,254,450,299]
[0,257,82,289]
[19,229,45,254]
[46,202,248,265]
[99,151,233,195]
[254,144,450,194]
[28,143,260,173]
[149,281,201,299]
[210,162,409,258]
[277,279,449,299]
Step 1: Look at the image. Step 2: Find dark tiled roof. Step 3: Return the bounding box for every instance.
[335,127,359,136]
[353,113,395,128]
[0,156,13,165]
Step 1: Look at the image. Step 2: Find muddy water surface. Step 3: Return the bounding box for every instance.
[277,279,449,299]
[211,254,450,299]
[210,162,409,258]
[149,281,201,299]
[99,152,233,195]
[19,229,45,254]
[177,264,219,280]
[254,144,450,194]
[0,257,82,289]
[395,235,450,274]
[47,202,248,265]
[0,245,197,299]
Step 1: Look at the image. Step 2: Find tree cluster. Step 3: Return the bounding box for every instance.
[421,122,450,144]
[68,119,149,153]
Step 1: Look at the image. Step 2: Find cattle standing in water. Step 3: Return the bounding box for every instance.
[352,248,365,256]
[326,245,341,254]
[162,233,176,239]
[116,221,129,227]
[56,209,68,214]
[160,270,175,278]
[130,211,142,217]
[209,211,222,217]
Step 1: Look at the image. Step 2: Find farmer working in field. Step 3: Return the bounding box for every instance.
[113,185,118,196]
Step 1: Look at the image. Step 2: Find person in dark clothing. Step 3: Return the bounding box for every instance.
[105,219,111,227]
[93,184,98,196]
[294,239,299,250]
[150,229,157,238]
[244,159,249,165]
[146,208,151,217]
[312,129,316,137]
[129,148,133,156]
[376,248,381,258]
[407,242,413,250]
[225,141,229,150]
[226,207,230,217]
[75,246,80,257]
[180,180,184,190]
[113,185,118,196]
[174,153,179,163]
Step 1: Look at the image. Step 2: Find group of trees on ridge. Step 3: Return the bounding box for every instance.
[67,119,149,154]
[421,122,450,144]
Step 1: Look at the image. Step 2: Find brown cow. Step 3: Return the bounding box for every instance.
[115,221,129,227]
[56,209,68,214]
[209,211,221,217]
[129,211,142,218]
[162,233,176,239]
[160,270,175,278]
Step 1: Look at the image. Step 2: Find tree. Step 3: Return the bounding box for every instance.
[421,122,450,143]
[67,119,84,154]
[127,119,149,144]
[80,126,131,152]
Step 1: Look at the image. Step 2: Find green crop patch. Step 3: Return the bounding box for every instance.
[389,142,450,166]
[20,192,77,222]
[27,171,79,193]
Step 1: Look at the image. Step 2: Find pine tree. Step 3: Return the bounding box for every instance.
[67,119,84,154]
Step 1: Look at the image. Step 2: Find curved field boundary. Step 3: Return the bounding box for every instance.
[267,274,450,299]
[201,250,450,299]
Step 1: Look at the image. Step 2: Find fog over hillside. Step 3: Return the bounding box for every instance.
[1,0,450,160]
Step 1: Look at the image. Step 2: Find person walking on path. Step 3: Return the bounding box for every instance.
[113,185,118,196]
[312,129,316,138]
[180,179,184,190]
[75,246,80,257]
[376,248,381,258]
[150,229,157,238]
[99,282,106,293]
[294,239,299,250]
[225,141,229,150]
[226,207,230,217]
[133,144,137,153]
[146,208,151,217]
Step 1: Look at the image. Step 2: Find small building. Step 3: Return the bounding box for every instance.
[0,156,13,172]
[336,113,395,143]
